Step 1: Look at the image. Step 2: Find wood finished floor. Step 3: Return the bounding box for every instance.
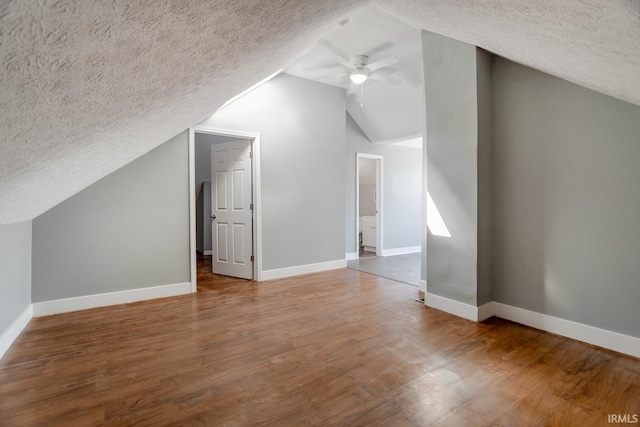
[1,257,639,426]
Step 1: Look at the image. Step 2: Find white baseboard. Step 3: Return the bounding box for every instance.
[425,296,640,359]
[345,252,357,261]
[424,292,481,321]
[418,280,426,293]
[203,250,212,256]
[492,302,640,359]
[0,305,33,360]
[423,292,495,322]
[477,301,495,321]
[261,259,347,281]
[33,282,193,317]
[382,246,421,256]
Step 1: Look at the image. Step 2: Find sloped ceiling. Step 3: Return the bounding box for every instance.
[285,6,424,143]
[0,0,368,224]
[1,0,640,224]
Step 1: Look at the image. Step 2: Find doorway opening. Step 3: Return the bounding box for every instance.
[348,147,422,287]
[188,126,262,291]
[355,153,383,258]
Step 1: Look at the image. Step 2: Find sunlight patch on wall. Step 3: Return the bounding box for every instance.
[427,192,451,238]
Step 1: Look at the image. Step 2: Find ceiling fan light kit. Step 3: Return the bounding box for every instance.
[350,69,368,84]
[312,40,401,104]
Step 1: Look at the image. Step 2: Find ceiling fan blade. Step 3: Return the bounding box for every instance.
[366,41,394,57]
[367,56,399,71]
[305,63,343,73]
[318,39,348,57]
[369,73,401,86]
[335,55,356,71]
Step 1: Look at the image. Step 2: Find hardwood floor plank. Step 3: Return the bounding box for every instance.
[0,255,639,426]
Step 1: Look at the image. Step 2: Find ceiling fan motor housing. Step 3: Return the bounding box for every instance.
[352,55,369,67]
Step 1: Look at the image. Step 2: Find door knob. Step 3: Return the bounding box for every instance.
[210,214,216,220]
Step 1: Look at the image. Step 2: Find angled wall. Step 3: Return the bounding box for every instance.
[421,32,639,353]
[0,221,32,358]
[32,132,190,302]
[493,58,640,338]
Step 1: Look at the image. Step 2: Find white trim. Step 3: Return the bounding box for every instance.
[345,252,357,261]
[203,250,213,256]
[376,157,383,257]
[418,280,426,293]
[188,128,197,293]
[0,305,33,360]
[261,260,347,281]
[190,126,263,282]
[424,297,640,358]
[424,292,480,321]
[253,132,264,281]
[493,302,640,359]
[477,301,495,322]
[32,282,192,317]
[381,246,421,257]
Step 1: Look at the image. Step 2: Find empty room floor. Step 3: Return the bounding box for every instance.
[1,262,639,425]
[348,252,421,286]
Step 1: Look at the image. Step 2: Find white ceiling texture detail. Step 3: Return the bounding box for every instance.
[1,0,639,223]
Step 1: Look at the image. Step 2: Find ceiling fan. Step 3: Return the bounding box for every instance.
[313,41,402,96]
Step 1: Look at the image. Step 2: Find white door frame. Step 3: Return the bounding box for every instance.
[188,125,263,292]
[356,153,383,258]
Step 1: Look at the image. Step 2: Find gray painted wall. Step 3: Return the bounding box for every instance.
[476,49,493,306]
[32,132,190,302]
[0,221,32,336]
[493,58,640,337]
[199,73,346,270]
[345,114,422,253]
[422,31,480,305]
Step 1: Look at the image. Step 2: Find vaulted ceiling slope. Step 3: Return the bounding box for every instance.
[1,0,639,224]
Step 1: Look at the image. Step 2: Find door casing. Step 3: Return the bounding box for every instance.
[188,126,263,291]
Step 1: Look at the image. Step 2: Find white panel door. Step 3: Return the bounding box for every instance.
[211,140,253,279]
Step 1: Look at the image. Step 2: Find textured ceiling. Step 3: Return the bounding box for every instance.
[380,0,640,107]
[2,0,640,224]
[0,0,367,224]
